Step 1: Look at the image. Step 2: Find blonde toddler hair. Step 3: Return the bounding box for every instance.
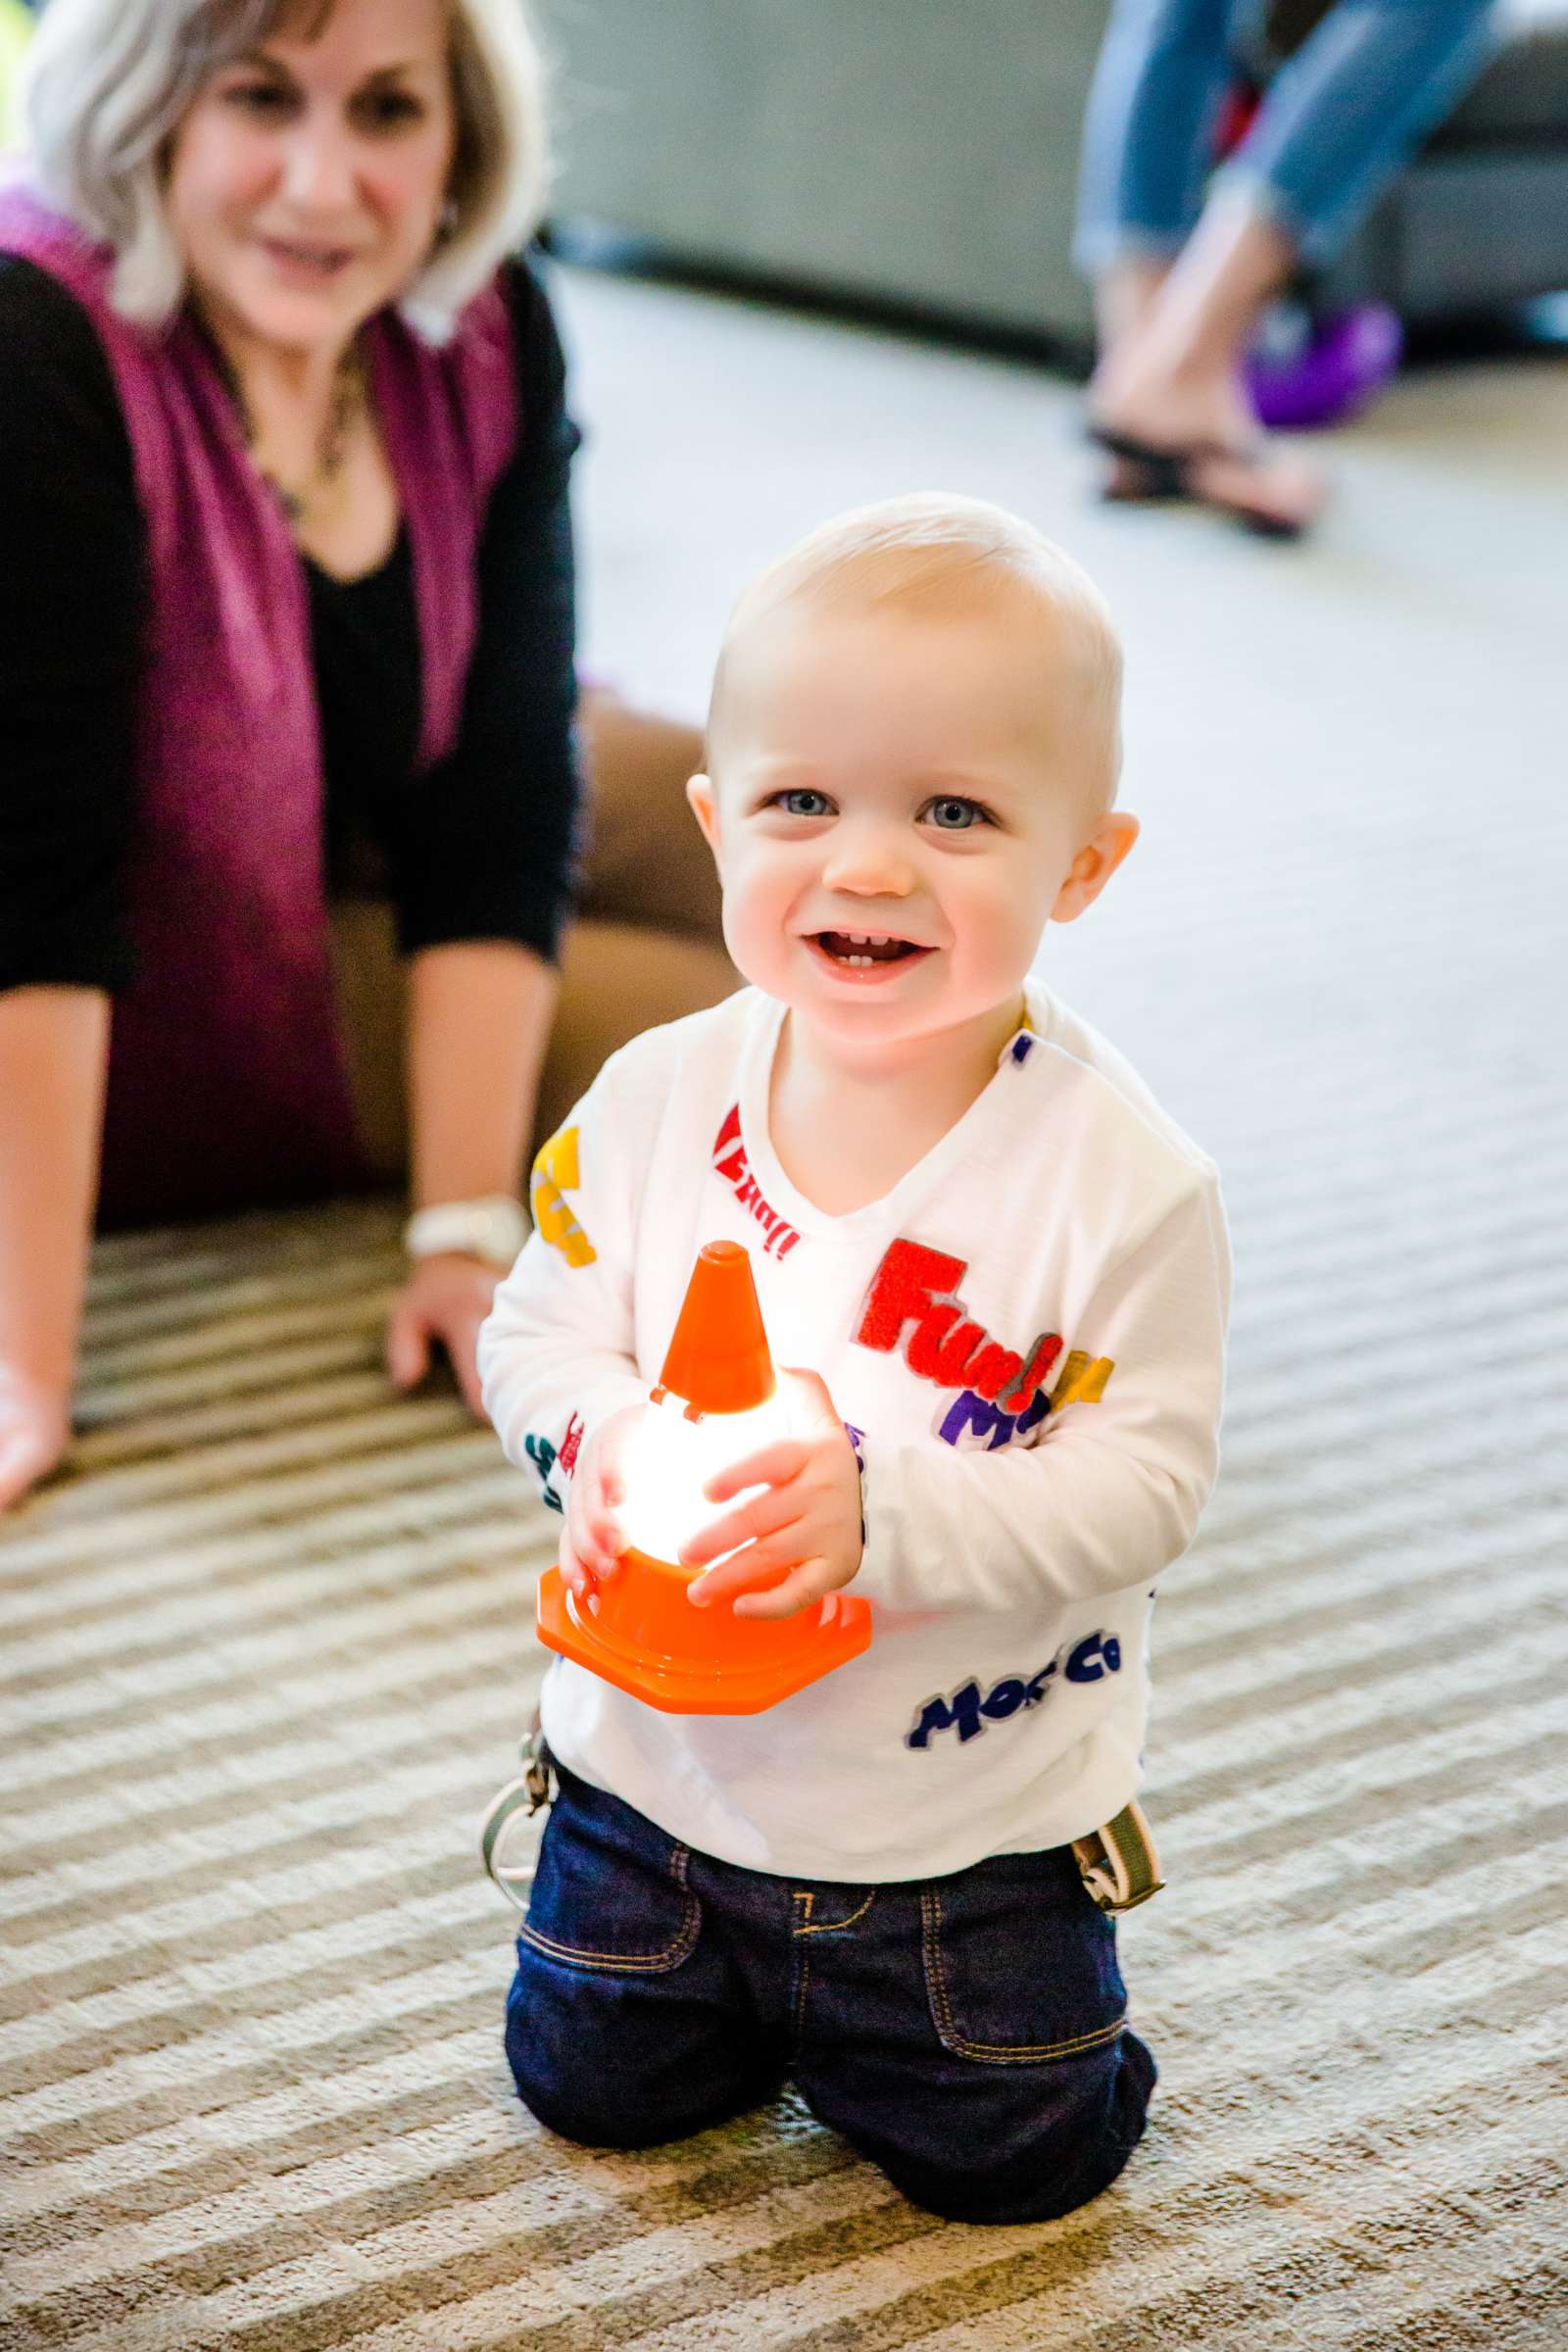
[710,493,1125,807]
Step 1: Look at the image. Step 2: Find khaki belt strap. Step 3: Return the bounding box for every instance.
[1071,1798,1164,1914]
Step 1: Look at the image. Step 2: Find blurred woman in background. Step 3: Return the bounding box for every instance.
[0,0,732,1507]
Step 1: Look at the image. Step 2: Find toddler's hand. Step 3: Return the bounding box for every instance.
[680,1368,863,1621]
[559,1402,641,1601]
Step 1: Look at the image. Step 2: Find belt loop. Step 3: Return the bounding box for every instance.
[521,1716,554,1814]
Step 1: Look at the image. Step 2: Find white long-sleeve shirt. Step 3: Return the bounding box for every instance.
[479,982,1231,1881]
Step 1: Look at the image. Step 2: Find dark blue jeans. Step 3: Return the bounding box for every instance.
[505,1764,1156,2225]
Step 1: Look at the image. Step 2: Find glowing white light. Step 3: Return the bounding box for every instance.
[619,1385,796,1568]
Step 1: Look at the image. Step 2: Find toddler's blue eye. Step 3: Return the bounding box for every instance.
[923,796,986,830]
[774,789,831,817]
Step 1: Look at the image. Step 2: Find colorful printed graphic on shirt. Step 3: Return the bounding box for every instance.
[712,1104,802,1259]
[524,1434,564,1512]
[941,1348,1114,1451]
[855,1238,1113,1449]
[531,1125,596,1267]
[906,1631,1123,1749]
[524,1411,583,1515]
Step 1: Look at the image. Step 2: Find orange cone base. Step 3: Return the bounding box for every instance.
[536,1548,872,1715]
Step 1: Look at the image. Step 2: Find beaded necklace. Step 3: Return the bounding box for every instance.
[214,335,369,525]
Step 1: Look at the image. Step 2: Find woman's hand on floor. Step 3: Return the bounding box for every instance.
[386,1253,502,1417]
[0,1366,71,1511]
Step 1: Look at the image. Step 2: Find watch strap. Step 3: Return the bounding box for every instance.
[404,1194,531,1269]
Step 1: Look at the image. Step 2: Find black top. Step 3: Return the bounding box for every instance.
[0,252,583,996]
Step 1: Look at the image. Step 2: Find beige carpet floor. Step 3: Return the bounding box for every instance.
[3,1164,1564,2349]
[3,270,1567,2347]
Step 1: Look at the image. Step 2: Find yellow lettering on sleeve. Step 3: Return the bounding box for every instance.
[531,1125,597,1267]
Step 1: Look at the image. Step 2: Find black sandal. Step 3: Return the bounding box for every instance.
[1087,423,1311,541]
[1095,447,1188,507]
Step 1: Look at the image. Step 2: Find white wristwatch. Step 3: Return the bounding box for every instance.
[404,1194,531,1270]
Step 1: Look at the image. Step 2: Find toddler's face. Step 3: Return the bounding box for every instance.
[691,596,1116,1056]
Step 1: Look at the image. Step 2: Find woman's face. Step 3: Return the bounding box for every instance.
[165,0,457,360]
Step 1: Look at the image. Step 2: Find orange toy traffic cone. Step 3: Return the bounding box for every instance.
[535,1240,872,1713]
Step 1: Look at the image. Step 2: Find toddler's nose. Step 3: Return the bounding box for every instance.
[820,828,916,900]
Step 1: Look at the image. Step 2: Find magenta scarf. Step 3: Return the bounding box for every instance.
[0,184,518,1226]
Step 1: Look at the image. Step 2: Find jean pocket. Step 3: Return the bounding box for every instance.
[519,1775,701,1977]
[920,1848,1128,2066]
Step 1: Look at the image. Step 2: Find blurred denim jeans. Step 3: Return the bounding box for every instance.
[1075,0,1497,271]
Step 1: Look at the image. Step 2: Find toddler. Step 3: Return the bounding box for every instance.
[478,494,1230,2225]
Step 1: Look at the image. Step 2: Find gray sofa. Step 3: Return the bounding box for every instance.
[536,0,1568,348]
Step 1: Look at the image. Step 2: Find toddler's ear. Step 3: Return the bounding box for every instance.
[686,772,721,863]
[1052,811,1140,924]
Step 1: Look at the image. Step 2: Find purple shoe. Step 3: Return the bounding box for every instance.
[1247,303,1404,432]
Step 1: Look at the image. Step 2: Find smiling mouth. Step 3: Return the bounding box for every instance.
[812,930,931,967]
[262,237,358,275]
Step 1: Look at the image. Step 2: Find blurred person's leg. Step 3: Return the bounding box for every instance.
[1092,187,1324,529]
[1081,0,1497,531]
[570,688,722,951]
[533,686,736,1145]
[330,898,410,1184]
[330,689,736,1187]
[533,915,735,1150]
[1073,0,1236,292]
[1235,0,1496,270]
[1073,0,1237,492]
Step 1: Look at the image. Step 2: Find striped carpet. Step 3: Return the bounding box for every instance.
[3,1139,1564,2348]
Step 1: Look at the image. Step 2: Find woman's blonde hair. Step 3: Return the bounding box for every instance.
[20,0,549,335]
